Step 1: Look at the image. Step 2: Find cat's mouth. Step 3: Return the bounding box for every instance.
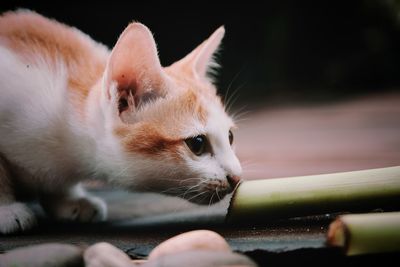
[180,178,234,205]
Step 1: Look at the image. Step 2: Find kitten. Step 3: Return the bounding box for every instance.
[0,10,242,234]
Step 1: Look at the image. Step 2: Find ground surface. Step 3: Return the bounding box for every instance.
[1,92,400,265]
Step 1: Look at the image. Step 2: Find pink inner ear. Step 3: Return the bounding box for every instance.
[105,23,163,100]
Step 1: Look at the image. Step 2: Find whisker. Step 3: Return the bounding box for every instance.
[232,114,251,125]
[159,186,188,194]
[231,107,251,121]
[225,86,241,114]
[226,82,247,114]
[231,103,248,115]
[182,183,204,198]
[215,188,221,201]
[186,191,209,202]
[175,184,204,199]
[178,177,204,184]
[223,64,247,106]
[156,177,204,186]
[208,192,215,206]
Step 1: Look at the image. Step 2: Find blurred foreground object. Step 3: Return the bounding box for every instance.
[0,243,83,267]
[84,230,257,267]
[1,230,257,267]
[327,211,400,256]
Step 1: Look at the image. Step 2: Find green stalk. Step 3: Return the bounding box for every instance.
[227,166,400,222]
[327,212,400,255]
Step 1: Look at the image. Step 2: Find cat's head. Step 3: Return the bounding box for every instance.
[101,23,241,204]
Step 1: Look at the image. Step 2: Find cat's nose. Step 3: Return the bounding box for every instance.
[226,175,241,189]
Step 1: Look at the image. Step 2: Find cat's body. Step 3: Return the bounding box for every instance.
[0,10,241,234]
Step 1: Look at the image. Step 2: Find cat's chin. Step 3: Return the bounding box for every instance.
[182,188,232,205]
[188,195,225,205]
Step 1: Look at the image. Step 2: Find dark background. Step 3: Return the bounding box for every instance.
[2,0,400,107]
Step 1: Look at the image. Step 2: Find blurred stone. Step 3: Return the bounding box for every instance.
[0,243,83,267]
[84,242,134,267]
[144,250,258,267]
[149,230,231,260]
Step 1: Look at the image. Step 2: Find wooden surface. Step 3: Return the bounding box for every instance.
[236,93,400,179]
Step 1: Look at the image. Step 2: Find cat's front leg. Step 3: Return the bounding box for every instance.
[0,156,37,234]
[40,183,107,222]
[0,203,37,234]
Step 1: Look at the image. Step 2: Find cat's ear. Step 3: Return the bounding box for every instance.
[104,23,165,119]
[169,26,225,83]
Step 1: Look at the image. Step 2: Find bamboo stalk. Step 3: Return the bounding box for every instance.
[226,166,400,222]
[327,212,400,255]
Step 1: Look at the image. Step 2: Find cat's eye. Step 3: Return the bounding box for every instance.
[185,135,207,156]
[229,130,234,145]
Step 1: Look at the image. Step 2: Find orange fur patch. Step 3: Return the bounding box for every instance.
[115,123,182,159]
[0,11,107,113]
[174,89,207,125]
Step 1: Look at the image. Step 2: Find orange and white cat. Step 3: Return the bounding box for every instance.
[0,10,242,234]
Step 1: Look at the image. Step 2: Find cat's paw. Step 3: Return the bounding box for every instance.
[0,202,37,234]
[50,196,107,223]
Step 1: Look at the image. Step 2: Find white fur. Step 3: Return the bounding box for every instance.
[0,46,103,188]
[201,101,242,178]
[0,45,110,233]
